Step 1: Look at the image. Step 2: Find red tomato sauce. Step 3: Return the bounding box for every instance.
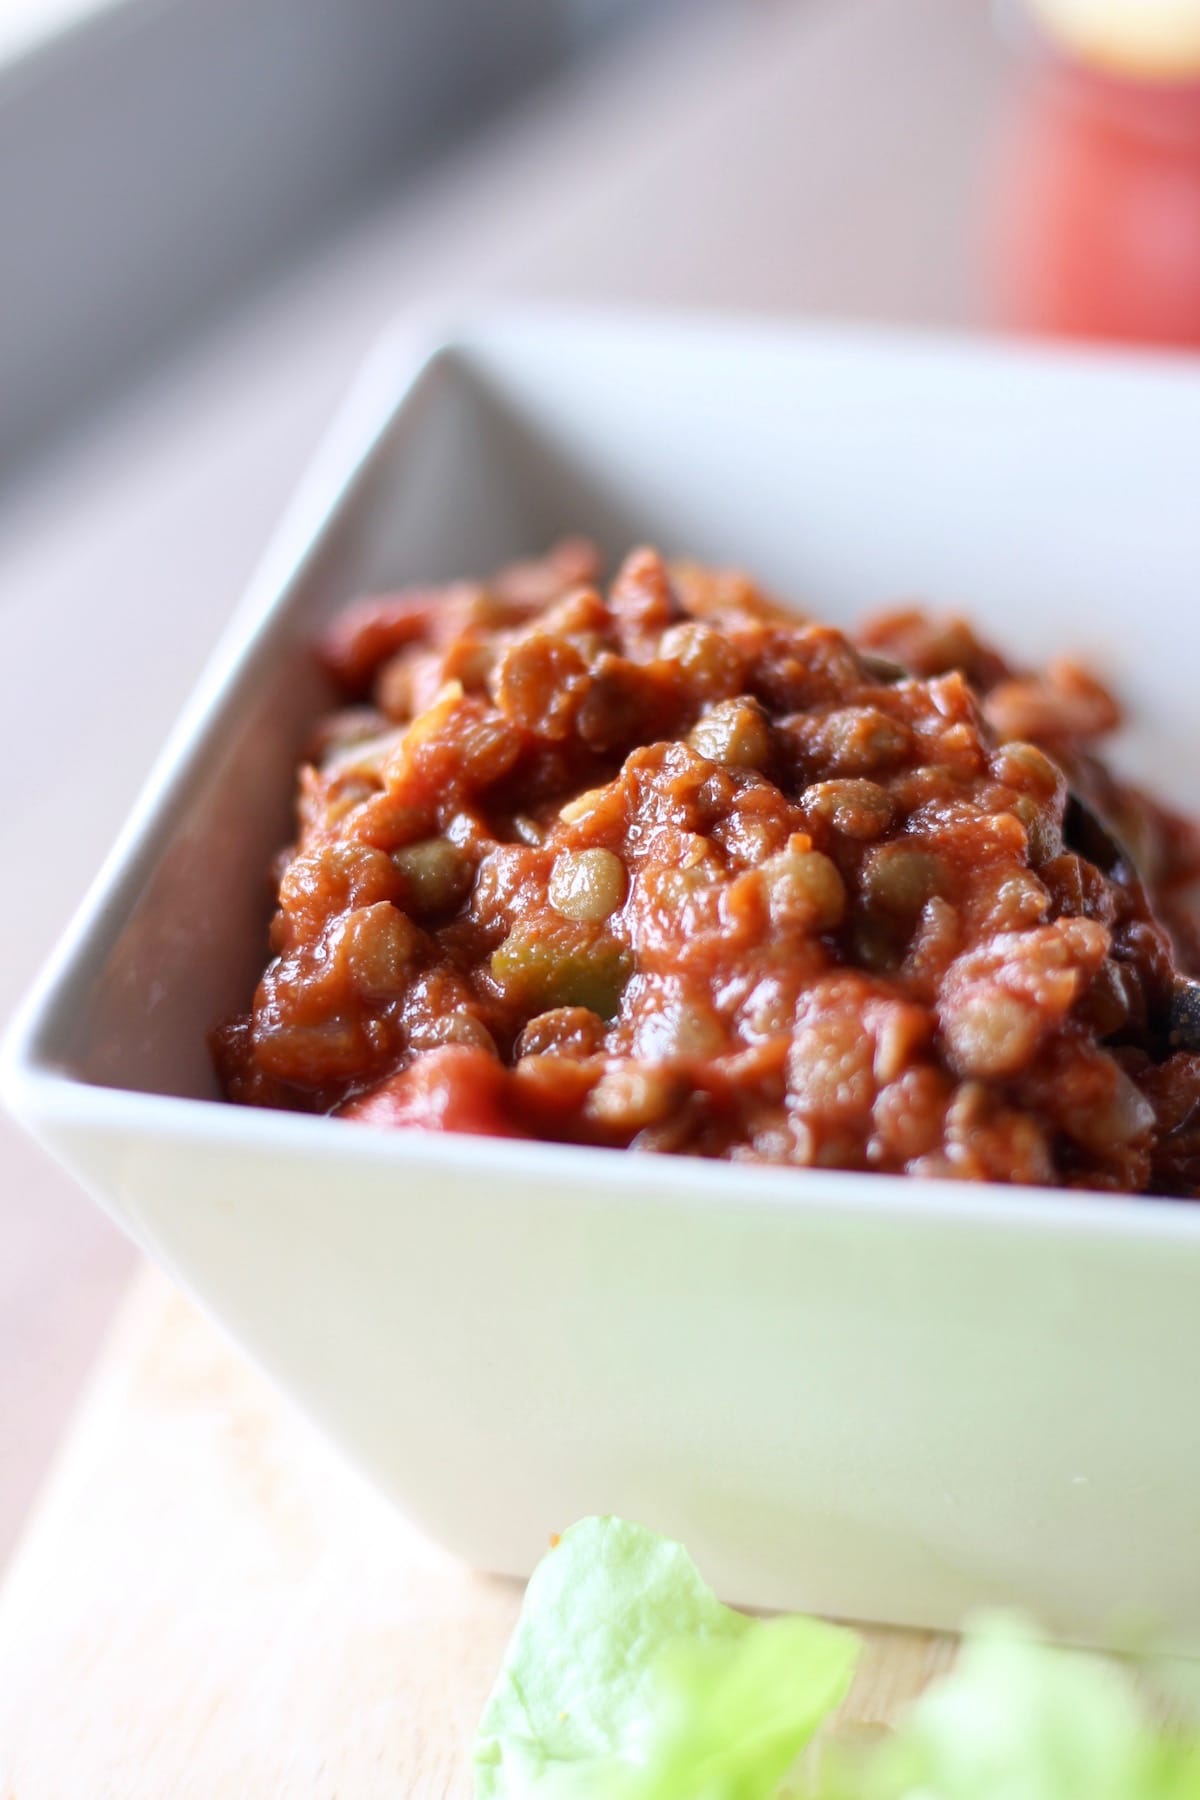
[213,543,1200,1195]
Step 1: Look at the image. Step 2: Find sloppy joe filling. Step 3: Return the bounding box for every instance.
[212,541,1200,1195]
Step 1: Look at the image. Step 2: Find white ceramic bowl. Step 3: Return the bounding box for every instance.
[6,313,1200,1642]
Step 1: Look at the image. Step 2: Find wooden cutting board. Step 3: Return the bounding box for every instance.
[0,1268,956,1796]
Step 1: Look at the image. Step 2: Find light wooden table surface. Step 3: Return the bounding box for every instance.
[0,1268,957,1795]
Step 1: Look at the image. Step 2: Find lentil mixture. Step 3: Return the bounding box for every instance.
[212,542,1200,1195]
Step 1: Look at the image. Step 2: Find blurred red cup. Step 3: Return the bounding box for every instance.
[989,0,1200,347]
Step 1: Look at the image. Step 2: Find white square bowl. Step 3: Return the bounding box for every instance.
[6,312,1200,1642]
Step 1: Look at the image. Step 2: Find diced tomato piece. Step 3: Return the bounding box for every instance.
[318,591,443,693]
[338,1047,528,1138]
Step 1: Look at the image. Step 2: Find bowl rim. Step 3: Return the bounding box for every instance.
[7,304,1200,1243]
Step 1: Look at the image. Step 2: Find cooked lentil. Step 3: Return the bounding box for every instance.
[212,541,1200,1195]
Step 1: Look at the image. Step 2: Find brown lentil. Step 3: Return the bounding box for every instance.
[548,848,628,923]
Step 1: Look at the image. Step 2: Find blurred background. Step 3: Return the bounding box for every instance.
[2,0,1198,1568]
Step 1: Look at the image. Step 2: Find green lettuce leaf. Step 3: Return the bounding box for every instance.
[821,1617,1200,1800]
[473,1516,857,1800]
[475,1518,1200,1800]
